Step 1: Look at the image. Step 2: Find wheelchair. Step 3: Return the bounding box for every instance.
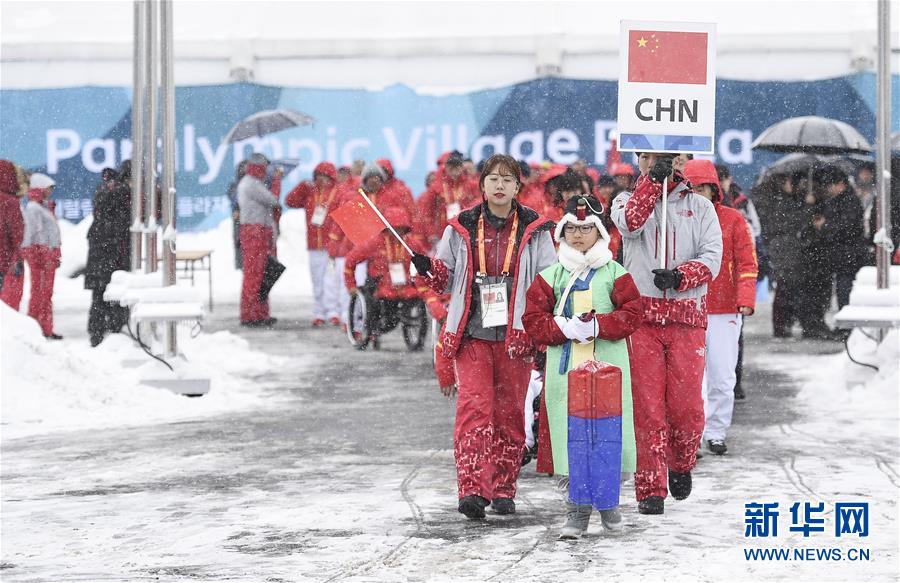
[346,278,429,351]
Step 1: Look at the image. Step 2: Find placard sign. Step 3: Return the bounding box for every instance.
[617,20,717,154]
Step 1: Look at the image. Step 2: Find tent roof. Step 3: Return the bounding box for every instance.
[2,0,897,91]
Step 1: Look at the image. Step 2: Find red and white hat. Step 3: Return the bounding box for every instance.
[553,195,610,243]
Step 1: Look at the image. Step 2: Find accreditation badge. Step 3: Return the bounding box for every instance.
[388,262,408,286]
[311,205,328,226]
[479,281,508,328]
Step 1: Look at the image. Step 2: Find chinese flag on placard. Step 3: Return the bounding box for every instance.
[331,190,386,246]
[628,30,708,85]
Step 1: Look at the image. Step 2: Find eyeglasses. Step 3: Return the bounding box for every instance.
[563,224,597,234]
[485,174,518,187]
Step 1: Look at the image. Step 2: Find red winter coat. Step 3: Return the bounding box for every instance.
[708,201,758,314]
[0,160,23,275]
[416,173,481,248]
[324,184,357,259]
[343,231,429,301]
[285,180,341,250]
[518,182,553,219]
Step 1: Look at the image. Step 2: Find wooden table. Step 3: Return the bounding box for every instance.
[173,250,214,310]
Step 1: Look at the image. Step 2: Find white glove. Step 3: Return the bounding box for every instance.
[554,315,597,344]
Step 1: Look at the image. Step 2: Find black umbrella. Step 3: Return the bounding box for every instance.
[751,116,873,155]
[224,109,315,144]
[761,152,874,178]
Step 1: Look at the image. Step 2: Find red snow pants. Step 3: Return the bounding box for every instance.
[453,338,532,500]
[239,225,273,323]
[22,246,58,336]
[629,322,706,500]
[1,266,24,310]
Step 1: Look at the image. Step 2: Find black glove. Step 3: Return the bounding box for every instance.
[411,253,433,275]
[648,156,674,183]
[651,268,683,291]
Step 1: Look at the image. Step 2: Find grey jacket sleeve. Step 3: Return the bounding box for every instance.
[533,230,558,272]
[693,198,724,279]
[433,226,459,294]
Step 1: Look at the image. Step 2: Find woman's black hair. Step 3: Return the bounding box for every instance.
[547,168,589,206]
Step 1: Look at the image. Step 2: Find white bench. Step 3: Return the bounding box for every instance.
[833,266,900,331]
[833,266,899,371]
[130,302,206,326]
[103,269,207,334]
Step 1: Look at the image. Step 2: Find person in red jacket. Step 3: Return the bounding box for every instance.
[343,206,431,343]
[377,158,417,226]
[683,160,757,456]
[21,173,62,339]
[516,161,552,218]
[416,153,481,251]
[0,160,24,301]
[609,162,636,193]
[238,154,282,327]
[285,161,342,326]
[324,182,358,329]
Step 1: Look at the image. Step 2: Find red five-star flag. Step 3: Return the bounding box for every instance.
[331,190,387,246]
[627,30,708,85]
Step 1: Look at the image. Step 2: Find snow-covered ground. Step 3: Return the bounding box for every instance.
[1,214,898,582]
[1,211,312,439]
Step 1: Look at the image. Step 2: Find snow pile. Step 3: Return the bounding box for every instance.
[765,328,899,435]
[0,303,290,440]
[47,209,312,310]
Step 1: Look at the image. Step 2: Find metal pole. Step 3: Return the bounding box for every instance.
[130,0,146,272]
[161,0,178,356]
[875,0,892,290]
[144,0,159,273]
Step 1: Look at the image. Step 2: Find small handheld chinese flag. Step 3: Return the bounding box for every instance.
[628,30,708,85]
[331,191,386,246]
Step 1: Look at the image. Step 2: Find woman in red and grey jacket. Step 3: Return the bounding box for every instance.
[411,154,557,520]
[21,173,62,339]
[238,154,282,327]
[683,160,757,457]
[609,153,722,515]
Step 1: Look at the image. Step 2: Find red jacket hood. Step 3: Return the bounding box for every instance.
[683,159,722,201]
[0,160,18,195]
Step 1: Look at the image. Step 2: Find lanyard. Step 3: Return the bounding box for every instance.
[443,183,461,204]
[315,186,336,209]
[384,234,401,263]
[477,211,519,277]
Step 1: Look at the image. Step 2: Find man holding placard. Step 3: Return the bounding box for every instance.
[611,20,722,515]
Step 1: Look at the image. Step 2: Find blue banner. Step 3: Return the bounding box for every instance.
[1,74,897,231]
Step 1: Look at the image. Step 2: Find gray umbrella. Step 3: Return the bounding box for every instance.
[751,115,873,155]
[224,109,315,144]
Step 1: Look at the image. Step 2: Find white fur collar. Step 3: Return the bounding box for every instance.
[554,240,613,315]
[558,239,612,273]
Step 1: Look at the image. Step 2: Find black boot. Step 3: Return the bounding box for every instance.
[638,496,665,515]
[733,384,746,400]
[458,495,489,519]
[668,470,692,500]
[491,498,516,515]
